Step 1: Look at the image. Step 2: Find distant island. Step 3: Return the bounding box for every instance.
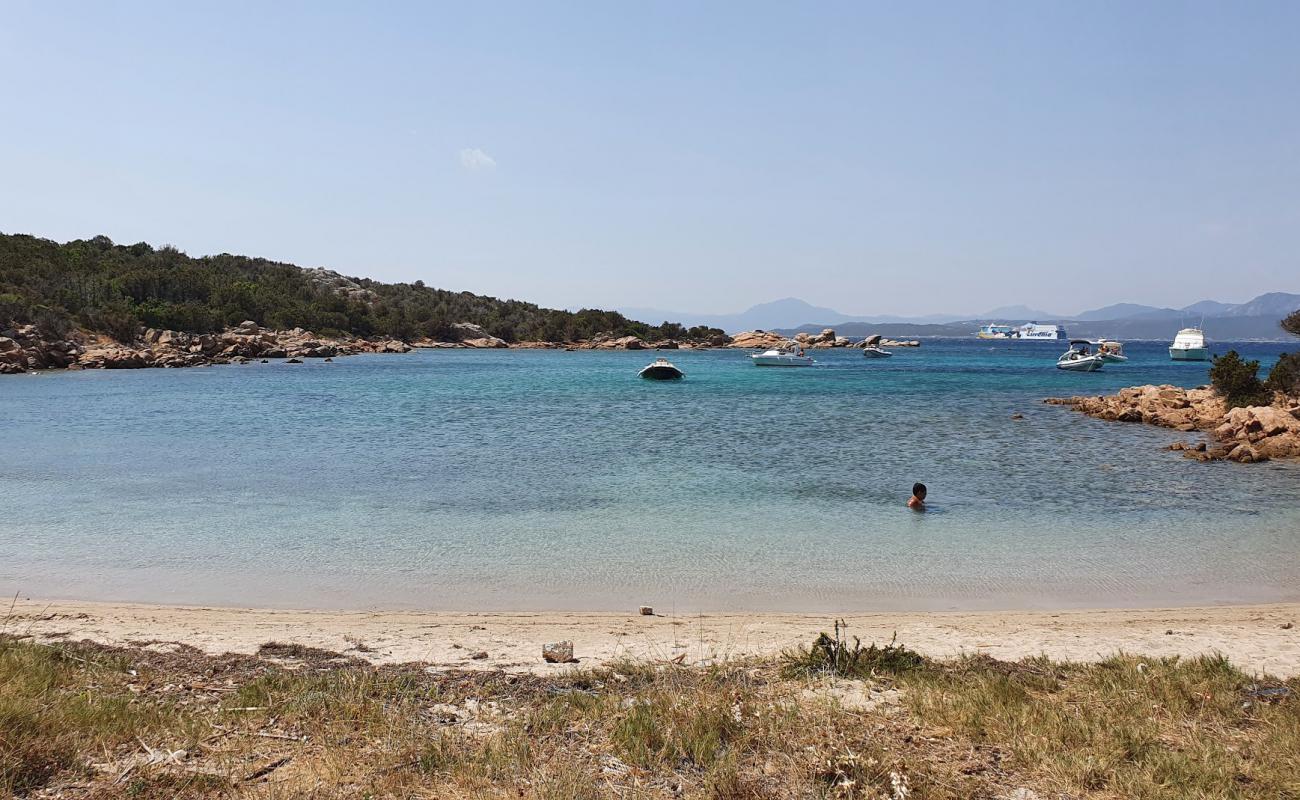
[624,294,1300,340]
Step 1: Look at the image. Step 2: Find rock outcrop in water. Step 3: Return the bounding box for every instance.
[794,328,843,348]
[727,330,789,349]
[1046,384,1300,463]
[856,334,920,348]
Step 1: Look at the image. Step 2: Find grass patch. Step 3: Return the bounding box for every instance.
[2,634,1297,797]
[0,637,203,795]
[902,652,1300,799]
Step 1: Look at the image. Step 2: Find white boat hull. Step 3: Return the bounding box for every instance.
[751,354,814,367]
[862,347,892,359]
[1057,355,1105,372]
[1099,353,1128,363]
[1169,347,1208,361]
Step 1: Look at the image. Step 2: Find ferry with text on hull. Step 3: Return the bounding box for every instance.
[976,322,1068,340]
[751,345,814,367]
[1169,327,1208,361]
[1057,340,1105,372]
[638,357,684,380]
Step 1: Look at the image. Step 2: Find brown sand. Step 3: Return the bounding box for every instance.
[5,598,1298,676]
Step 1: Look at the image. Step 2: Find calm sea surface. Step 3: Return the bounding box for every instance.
[2,339,1298,612]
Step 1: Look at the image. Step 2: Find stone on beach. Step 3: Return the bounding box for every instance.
[542,641,575,663]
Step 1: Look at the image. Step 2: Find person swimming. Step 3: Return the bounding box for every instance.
[907,482,927,511]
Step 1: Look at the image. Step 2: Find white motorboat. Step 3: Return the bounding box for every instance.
[862,346,893,358]
[638,357,684,380]
[1096,340,1128,363]
[1057,340,1105,372]
[750,345,814,367]
[1169,327,1208,361]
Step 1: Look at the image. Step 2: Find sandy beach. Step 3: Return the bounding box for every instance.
[6,598,1298,676]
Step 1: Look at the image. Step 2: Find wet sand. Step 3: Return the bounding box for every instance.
[5,598,1298,676]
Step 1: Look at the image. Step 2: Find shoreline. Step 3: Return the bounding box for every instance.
[7,598,1298,676]
[1047,383,1300,462]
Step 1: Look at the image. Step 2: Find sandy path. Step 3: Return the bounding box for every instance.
[5,599,1298,676]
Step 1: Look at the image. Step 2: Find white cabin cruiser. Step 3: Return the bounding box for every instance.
[750,345,814,367]
[638,357,684,380]
[862,345,893,358]
[1169,327,1208,361]
[1057,340,1105,372]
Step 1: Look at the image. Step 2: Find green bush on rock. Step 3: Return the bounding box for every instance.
[1264,352,1300,398]
[1210,350,1271,409]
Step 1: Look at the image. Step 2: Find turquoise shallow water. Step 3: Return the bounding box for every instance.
[2,339,1298,612]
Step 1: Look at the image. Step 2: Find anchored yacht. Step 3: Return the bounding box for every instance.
[1169,328,1208,361]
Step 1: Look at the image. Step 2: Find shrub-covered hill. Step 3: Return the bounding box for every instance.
[0,233,723,344]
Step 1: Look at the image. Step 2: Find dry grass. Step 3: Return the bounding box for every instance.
[905,652,1300,799]
[1,632,1297,799]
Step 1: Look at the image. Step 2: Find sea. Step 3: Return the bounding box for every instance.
[2,339,1298,613]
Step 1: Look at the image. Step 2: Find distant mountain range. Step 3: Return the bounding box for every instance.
[621,293,1300,340]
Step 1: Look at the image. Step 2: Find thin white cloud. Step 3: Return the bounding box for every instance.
[459,147,497,170]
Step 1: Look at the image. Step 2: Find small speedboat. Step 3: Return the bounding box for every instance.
[750,346,814,367]
[1096,340,1128,363]
[638,357,683,380]
[1057,340,1105,372]
[862,346,892,359]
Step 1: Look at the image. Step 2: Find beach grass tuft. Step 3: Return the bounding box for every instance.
[782,620,929,678]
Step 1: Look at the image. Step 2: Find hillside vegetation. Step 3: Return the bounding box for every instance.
[0,233,722,344]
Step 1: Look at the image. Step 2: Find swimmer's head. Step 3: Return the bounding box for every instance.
[912,482,927,500]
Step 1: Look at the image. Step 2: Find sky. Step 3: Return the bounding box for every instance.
[2,1,1298,317]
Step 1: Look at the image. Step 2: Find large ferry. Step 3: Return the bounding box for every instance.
[1016,322,1067,340]
[975,322,1068,340]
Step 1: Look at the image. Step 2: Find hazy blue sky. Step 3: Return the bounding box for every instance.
[3,1,1297,316]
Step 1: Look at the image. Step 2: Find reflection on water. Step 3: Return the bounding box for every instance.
[1,339,1298,612]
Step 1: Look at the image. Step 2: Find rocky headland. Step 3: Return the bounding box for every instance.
[0,319,734,374]
[1046,384,1300,463]
[0,320,412,374]
[2,319,926,375]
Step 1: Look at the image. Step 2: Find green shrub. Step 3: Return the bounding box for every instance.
[1264,352,1300,398]
[30,305,72,338]
[0,292,27,325]
[81,302,141,343]
[783,621,927,678]
[1209,350,1270,409]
